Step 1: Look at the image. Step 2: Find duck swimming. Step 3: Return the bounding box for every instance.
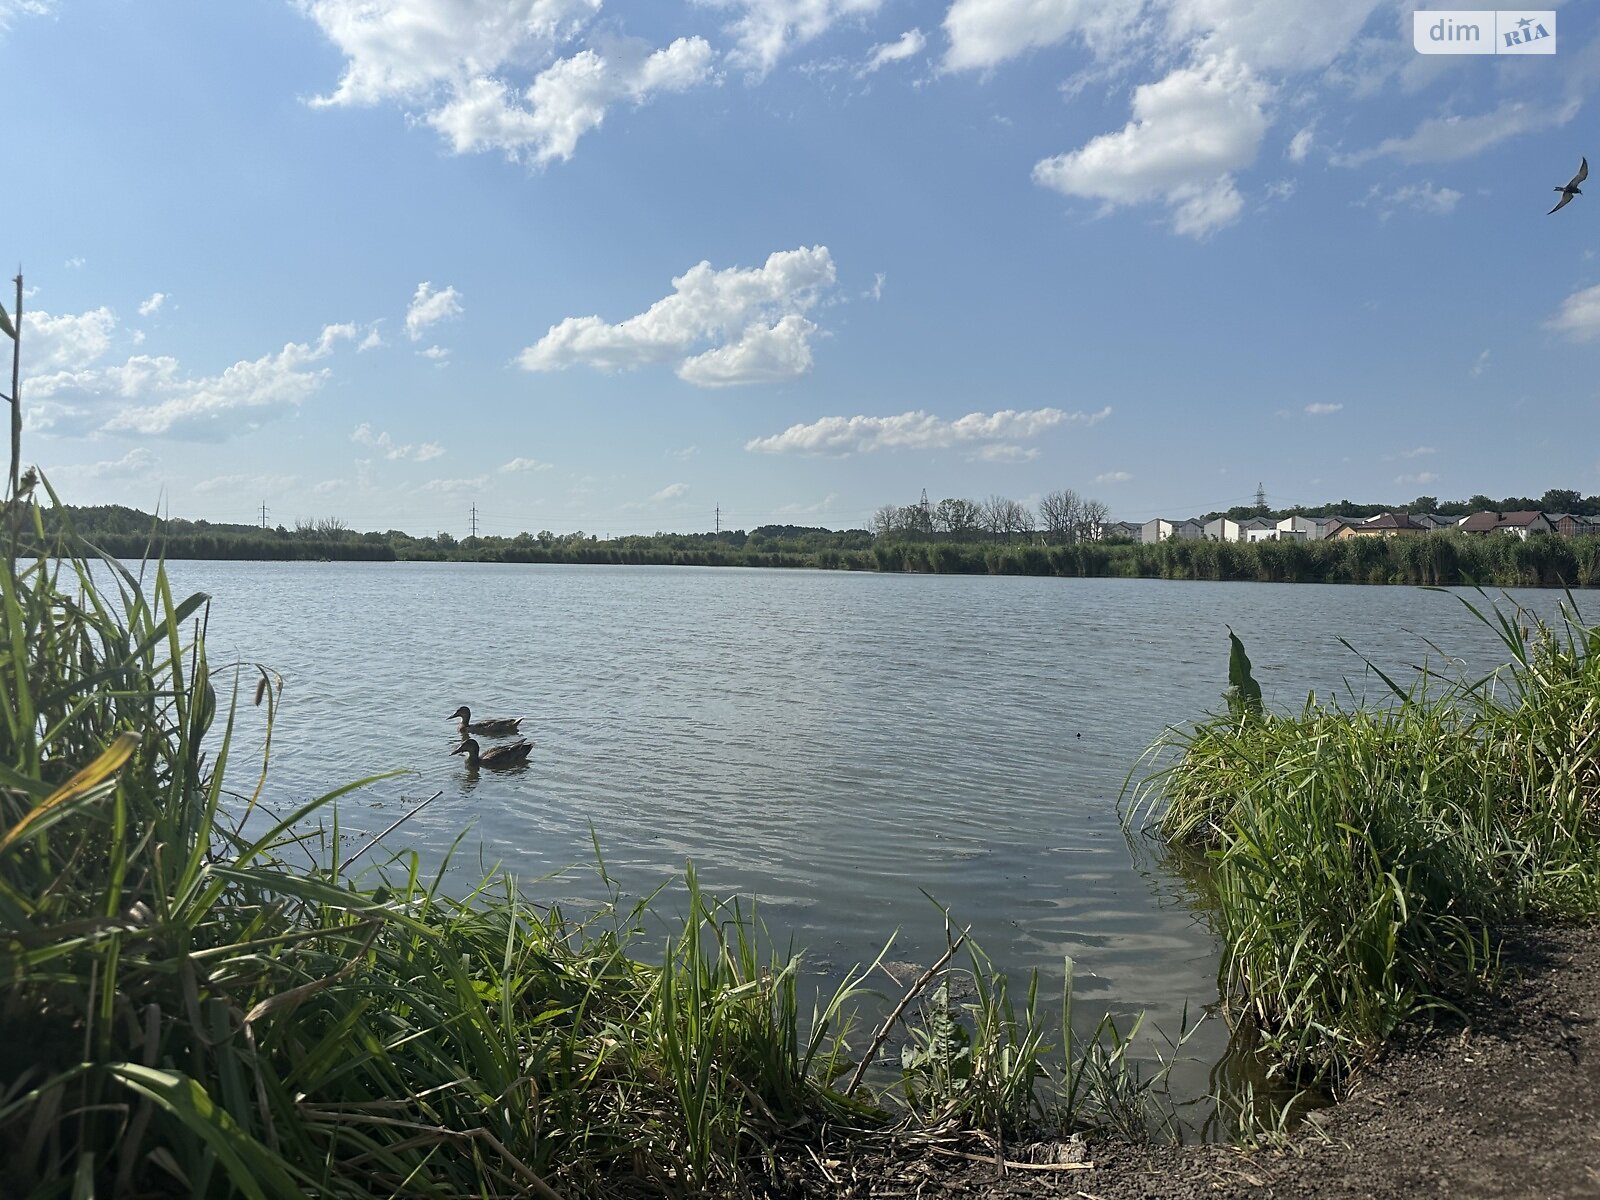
[452,737,533,770]
[448,706,525,738]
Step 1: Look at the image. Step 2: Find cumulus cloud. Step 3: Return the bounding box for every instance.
[352,422,444,461]
[425,36,715,163]
[32,323,356,438]
[137,293,167,317]
[698,0,881,78]
[1303,402,1343,415]
[28,307,118,373]
[1032,54,1271,238]
[943,0,1141,71]
[302,0,601,106]
[745,405,1109,455]
[64,447,158,480]
[301,1,714,162]
[521,246,836,386]
[405,282,462,341]
[499,456,553,472]
[1286,126,1313,162]
[862,28,924,73]
[1547,285,1600,342]
[651,482,690,501]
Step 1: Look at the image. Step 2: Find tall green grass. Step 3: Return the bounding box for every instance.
[1130,602,1600,1084]
[1,486,1169,1197]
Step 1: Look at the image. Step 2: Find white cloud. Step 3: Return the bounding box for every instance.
[1359,182,1461,219]
[0,2,52,33]
[1547,285,1600,342]
[698,0,881,78]
[1286,125,1313,162]
[1095,470,1133,483]
[405,281,462,341]
[1303,402,1343,415]
[422,476,487,495]
[862,28,924,73]
[745,405,1109,455]
[1347,98,1579,165]
[26,307,117,372]
[942,0,1141,72]
[425,36,716,163]
[864,271,886,301]
[1032,55,1272,238]
[193,472,298,496]
[1161,0,1384,73]
[1471,349,1489,377]
[676,314,817,387]
[32,324,356,438]
[500,456,553,472]
[668,444,699,460]
[301,0,601,106]
[358,327,384,352]
[1396,471,1439,486]
[1398,446,1436,459]
[652,482,690,501]
[520,245,836,386]
[63,256,85,270]
[137,292,167,317]
[419,345,451,362]
[64,447,157,480]
[301,2,712,161]
[975,444,1039,462]
[352,423,444,461]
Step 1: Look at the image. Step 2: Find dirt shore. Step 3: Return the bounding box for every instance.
[788,924,1599,1200]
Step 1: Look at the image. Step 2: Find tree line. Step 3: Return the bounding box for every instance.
[872,489,1111,543]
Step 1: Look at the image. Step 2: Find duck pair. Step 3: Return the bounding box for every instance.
[448,705,532,769]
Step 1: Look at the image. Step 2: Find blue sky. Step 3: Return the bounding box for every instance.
[7,0,1600,535]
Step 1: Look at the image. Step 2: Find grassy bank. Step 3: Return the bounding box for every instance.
[1,489,1166,1198]
[1130,600,1600,1085]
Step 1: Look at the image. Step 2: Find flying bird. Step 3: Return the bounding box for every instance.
[1549,157,1588,214]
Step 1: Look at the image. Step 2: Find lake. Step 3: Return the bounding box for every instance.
[156,561,1574,1120]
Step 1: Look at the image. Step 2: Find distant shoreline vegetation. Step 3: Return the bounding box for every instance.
[48,504,1600,587]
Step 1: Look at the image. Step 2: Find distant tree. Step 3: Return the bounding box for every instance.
[981,495,1010,540]
[1038,489,1082,542]
[1467,494,1495,513]
[1540,488,1582,513]
[1081,498,1111,540]
[1407,495,1439,513]
[933,497,982,540]
[896,502,933,539]
[871,504,902,538]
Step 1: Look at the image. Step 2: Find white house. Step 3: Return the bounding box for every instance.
[1142,518,1205,544]
[1203,517,1242,542]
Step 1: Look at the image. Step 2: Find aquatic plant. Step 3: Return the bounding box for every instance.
[1130,595,1600,1083]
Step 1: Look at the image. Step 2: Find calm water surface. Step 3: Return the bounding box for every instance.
[158,562,1569,1115]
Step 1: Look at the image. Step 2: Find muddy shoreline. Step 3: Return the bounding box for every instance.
[775,924,1598,1200]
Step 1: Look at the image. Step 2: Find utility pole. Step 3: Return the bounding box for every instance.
[468,503,479,539]
[714,503,721,533]
[259,502,269,529]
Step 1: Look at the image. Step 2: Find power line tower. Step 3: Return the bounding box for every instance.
[259,502,269,529]
[468,503,479,539]
[1254,482,1267,511]
[714,503,721,533]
